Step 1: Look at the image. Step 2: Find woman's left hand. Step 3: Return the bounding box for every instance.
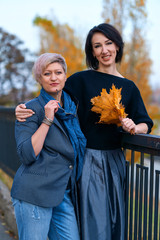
[119,117,136,134]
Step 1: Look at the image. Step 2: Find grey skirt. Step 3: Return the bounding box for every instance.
[80,148,126,240]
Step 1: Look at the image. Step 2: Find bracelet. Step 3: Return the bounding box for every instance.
[44,115,53,123]
[42,117,53,127]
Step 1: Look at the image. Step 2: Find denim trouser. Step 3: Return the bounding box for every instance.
[12,190,80,240]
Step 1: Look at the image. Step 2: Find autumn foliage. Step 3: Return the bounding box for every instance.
[91,84,127,126]
[33,16,85,77]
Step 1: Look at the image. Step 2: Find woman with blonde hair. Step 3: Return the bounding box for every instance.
[11,53,86,240]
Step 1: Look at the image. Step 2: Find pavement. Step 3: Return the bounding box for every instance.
[0,213,16,240]
[0,180,18,240]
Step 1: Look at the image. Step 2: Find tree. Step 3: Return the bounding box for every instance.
[0,28,37,106]
[102,0,128,35]
[102,0,159,124]
[33,16,85,77]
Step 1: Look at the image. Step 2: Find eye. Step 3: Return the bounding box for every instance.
[106,41,113,45]
[94,44,101,48]
[56,71,63,75]
[44,72,50,76]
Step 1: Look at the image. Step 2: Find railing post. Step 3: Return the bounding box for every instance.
[138,153,144,240]
[125,161,130,240]
[154,170,160,240]
[129,150,135,240]
[148,155,155,240]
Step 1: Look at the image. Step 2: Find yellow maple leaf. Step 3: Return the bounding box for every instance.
[91,84,127,126]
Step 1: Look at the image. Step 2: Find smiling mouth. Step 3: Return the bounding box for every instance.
[102,55,110,60]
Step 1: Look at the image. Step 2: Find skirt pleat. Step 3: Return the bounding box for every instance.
[80,148,126,240]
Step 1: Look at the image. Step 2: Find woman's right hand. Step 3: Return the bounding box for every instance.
[15,104,35,122]
[31,100,59,156]
[44,100,59,121]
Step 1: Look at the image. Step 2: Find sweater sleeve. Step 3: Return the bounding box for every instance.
[126,83,153,133]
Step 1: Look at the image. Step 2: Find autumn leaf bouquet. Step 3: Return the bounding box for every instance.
[91,84,127,127]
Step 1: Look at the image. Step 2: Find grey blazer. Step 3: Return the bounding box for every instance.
[11,94,76,208]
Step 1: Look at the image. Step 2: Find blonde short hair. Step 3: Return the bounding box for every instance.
[32,53,67,83]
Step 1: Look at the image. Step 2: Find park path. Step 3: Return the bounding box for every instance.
[0,179,17,240]
[0,213,16,240]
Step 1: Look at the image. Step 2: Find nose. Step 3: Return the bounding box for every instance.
[102,45,108,54]
[51,73,57,81]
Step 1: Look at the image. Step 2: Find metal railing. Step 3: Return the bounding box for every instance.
[121,132,160,240]
[0,106,20,178]
[0,107,160,239]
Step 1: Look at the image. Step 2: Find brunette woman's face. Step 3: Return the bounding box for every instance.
[92,32,119,70]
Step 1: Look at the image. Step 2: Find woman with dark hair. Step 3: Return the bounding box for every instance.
[15,23,153,240]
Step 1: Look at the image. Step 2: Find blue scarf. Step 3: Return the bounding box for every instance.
[40,88,86,180]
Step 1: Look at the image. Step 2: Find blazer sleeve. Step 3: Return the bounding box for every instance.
[15,102,42,165]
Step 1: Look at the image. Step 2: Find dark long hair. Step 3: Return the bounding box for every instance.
[85,23,124,70]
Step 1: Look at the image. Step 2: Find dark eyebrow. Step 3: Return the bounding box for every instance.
[93,39,111,45]
[105,39,111,43]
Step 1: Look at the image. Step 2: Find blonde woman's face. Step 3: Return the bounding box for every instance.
[40,62,66,98]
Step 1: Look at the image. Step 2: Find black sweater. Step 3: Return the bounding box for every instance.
[65,70,153,150]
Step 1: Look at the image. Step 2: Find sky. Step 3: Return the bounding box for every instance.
[0,0,160,89]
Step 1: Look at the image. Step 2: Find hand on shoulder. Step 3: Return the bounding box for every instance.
[15,104,35,122]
